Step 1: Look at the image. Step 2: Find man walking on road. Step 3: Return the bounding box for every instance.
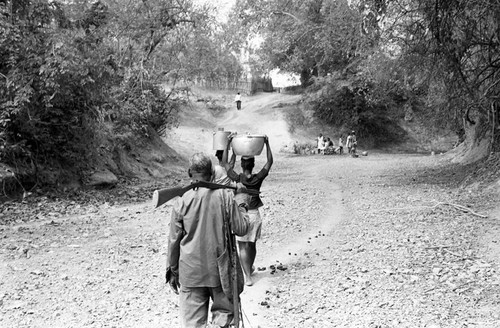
[235,92,242,110]
[166,153,250,328]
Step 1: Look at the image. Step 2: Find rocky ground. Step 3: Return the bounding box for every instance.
[1,91,499,328]
[1,151,499,328]
[249,153,500,328]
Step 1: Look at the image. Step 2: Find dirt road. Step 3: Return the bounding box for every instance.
[1,93,500,328]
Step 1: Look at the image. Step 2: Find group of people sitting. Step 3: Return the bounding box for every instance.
[316,131,357,155]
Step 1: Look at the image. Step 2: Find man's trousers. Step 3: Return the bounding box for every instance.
[179,285,234,328]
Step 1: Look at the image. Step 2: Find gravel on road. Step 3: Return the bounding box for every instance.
[1,152,499,328]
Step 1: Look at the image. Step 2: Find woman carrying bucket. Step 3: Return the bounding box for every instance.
[222,134,273,286]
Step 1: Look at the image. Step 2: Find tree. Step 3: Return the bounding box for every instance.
[0,0,230,185]
[0,1,117,175]
[372,0,500,154]
[232,0,370,85]
[235,0,500,154]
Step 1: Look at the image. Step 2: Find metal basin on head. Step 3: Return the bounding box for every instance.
[231,134,266,156]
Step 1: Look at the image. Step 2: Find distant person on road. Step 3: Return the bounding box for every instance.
[346,132,353,154]
[321,136,328,154]
[338,135,344,154]
[317,133,325,154]
[351,131,357,154]
[222,135,273,286]
[166,153,249,328]
[235,92,242,110]
[324,137,335,155]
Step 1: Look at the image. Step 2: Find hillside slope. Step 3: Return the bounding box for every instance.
[165,90,459,161]
[165,91,303,162]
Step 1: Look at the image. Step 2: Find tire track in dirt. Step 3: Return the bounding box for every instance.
[239,156,347,328]
[170,93,344,327]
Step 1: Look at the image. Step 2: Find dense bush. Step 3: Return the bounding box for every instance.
[0,0,219,186]
[110,77,180,138]
[305,70,412,147]
[0,3,104,172]
[236,0,500,153]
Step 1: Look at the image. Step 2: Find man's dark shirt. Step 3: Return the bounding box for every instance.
[227,168,268,210]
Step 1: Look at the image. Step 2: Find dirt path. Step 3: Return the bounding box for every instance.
[1,93,500,328]
[251,154,500,328]
[165,92,302,161]
[239,154,346,328]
